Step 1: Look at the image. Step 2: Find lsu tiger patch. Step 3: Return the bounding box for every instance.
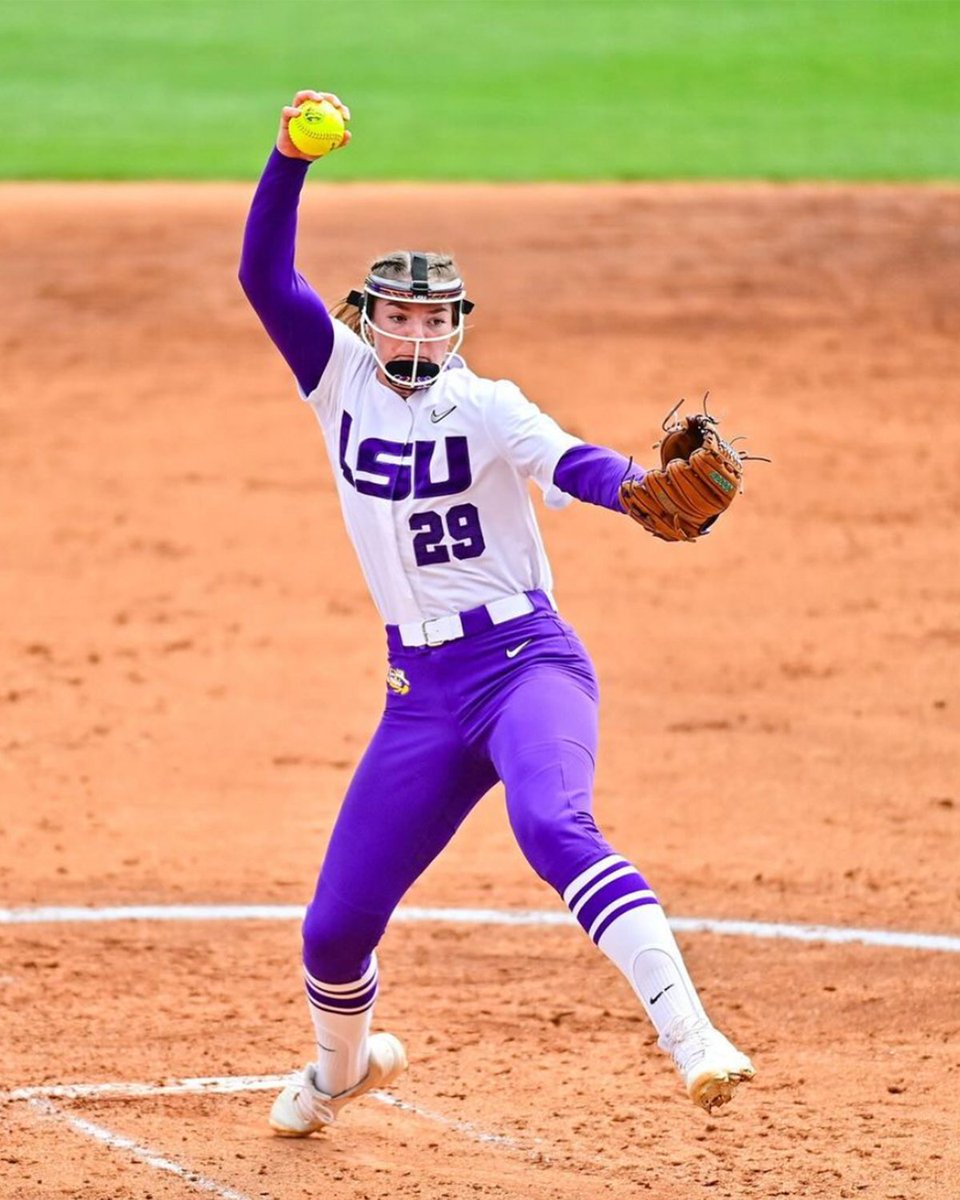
[386,667,411,696]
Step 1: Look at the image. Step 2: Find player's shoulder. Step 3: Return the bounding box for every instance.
[436,360,524,408]
[301,320,374,409]
[330,319,373,370]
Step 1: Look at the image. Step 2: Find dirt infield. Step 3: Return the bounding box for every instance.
[1,180,958,1199]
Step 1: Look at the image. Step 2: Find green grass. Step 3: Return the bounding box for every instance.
[1,0,958,180]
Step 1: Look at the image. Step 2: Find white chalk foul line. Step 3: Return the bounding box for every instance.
[0,901,957,953]
[0,904,302,925]
[371,1090,523,1150]
[12,1075,528,1158]
[28,1097,252,1200]
[4,1074,290,1103]
[667,915,960,954]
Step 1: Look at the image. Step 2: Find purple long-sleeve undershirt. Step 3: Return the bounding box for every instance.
[238,148,335,396]
[553,444,644,513]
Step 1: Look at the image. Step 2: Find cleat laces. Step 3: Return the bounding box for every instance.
[658,1013,715,1072]
[293,1070,336,1126]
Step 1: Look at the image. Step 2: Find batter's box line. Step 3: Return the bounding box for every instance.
[28,1096,254,1200]
[0,902,958,953]
[9,1072,541,1159]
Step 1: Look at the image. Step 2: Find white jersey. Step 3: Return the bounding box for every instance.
[301,321,581,625]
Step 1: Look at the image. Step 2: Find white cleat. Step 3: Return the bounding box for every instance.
[269,1032,408,1136]
[659,1015,755,1112]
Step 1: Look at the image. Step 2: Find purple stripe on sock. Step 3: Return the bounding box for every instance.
[307,994,376,1016]
[305,978,378,1012]
[304,969,377,997]
[566,859,627,913]
[574,872,652,934]
[591,895,660,945]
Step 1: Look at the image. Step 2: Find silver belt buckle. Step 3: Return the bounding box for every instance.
[421,617,446,647]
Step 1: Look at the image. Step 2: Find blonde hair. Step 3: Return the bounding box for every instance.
[330,250,464,333]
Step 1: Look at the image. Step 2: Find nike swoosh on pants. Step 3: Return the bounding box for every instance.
[505,640,532,659]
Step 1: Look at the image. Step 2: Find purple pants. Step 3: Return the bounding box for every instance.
[302,595,618,982]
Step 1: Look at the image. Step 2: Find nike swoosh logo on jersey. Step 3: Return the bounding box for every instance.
[505,640,532,659]
[430,405,457,423]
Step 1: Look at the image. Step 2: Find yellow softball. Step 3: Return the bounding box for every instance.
[288,99,346,158]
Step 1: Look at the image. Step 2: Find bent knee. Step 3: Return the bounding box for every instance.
[505,746,610,887]
[510,806,607,876]
[301,890,386,983]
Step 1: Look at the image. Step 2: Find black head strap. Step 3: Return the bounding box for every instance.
[409,251,430,296]
[348,270,475,315]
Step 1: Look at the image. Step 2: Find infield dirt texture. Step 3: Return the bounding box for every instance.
[1,178,958,1199]
[1,0,959,1197]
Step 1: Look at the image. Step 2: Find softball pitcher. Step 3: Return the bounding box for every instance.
[239,90,755,1136]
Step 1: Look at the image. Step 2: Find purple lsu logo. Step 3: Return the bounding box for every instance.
[338,412,472,500]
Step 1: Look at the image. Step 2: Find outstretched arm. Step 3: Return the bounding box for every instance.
[553,443,645,513]
[238,90,351,397]
[478,382,643,512]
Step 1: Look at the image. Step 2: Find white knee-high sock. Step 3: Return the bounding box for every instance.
[303,954,378,1096]
[563,855,708,1040]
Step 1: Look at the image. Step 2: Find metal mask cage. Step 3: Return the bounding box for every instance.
[346,256,475,390]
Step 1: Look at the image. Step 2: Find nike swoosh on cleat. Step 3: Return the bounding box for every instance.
[505,640,532,659]
[649,983,675,1005]
[430,405,457,423]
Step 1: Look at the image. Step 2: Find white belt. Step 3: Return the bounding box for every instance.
[397,591,555,648]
